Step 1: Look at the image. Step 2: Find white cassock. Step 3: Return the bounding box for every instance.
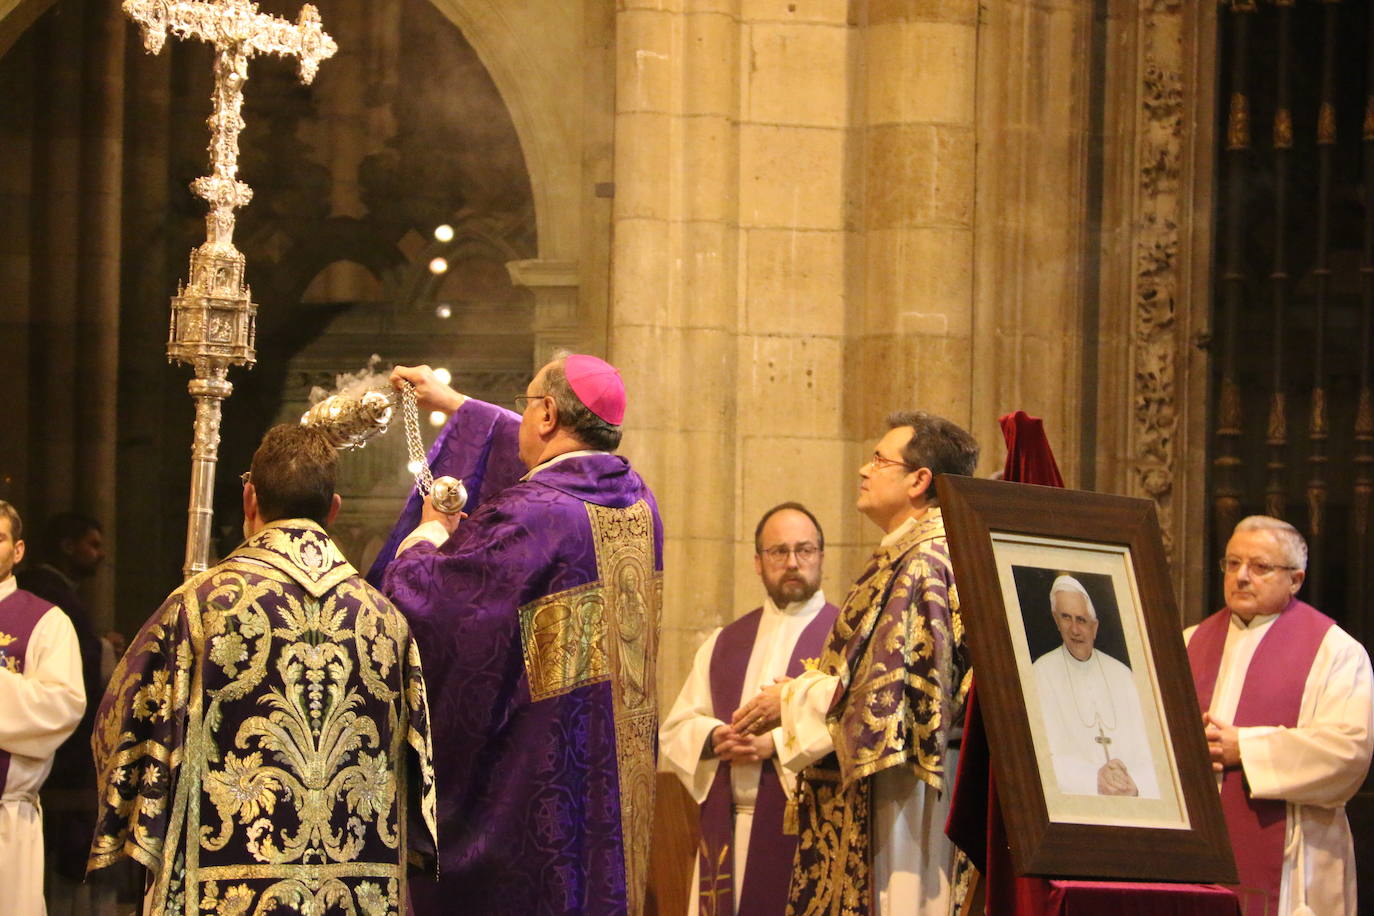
[777,520,958,916]
[0,576,86,916]
[1185,613,1374,916]
[1031,645,1160,799]
[659,589,829,915]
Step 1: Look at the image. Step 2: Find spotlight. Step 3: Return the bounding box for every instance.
[433,224,454,243]
[407,460,423,475]
[435,303,452,319]
[433,368,452,385]
[428,257,448,275]
[429,410,447,427]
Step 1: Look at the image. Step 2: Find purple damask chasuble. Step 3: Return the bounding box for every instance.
[0,587,56,789]
[88,521,438,916]
[788,511,970,916]
[379,399,665,916]
[1187,599,1333,916]
[698,604,838,916]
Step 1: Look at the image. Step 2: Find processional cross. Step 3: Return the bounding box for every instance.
[123,0,337,579]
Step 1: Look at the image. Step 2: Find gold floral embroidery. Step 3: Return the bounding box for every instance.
[88,522,435,916]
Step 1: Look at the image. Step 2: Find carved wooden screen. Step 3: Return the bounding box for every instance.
[1211,0,1373,643]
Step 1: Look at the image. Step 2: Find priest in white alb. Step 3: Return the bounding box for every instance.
[1031,574,1159,799]
[660,503,839,916]
[1187,515,1373,916]
[0,501,86,916]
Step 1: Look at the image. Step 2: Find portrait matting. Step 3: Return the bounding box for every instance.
[936,476,1236,883]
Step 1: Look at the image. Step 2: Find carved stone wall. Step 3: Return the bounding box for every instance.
[1096,0,1217,619]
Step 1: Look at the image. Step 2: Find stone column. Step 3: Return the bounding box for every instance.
[507,258,583,367]
[843,0,979,556]
[0,31,33,504]
[612,0,745,704]
[76,0,124,625]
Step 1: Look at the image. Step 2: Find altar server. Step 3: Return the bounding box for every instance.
[0,501,85,915]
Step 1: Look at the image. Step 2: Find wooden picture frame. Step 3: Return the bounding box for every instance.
[936,475,1236,884]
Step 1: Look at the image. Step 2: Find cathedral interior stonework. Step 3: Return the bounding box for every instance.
[3,0,1373,910]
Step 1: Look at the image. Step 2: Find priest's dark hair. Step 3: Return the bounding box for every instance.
[887,411,980,489]
[754,502,825,553]
[544,355,622,452]
[250,424,338,525]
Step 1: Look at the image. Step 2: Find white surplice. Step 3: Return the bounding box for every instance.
[0,576,86,916]
[659,589,829,915]
[777,517,959,916]
[1031,645,1160,799]
[1184,612,1374,915]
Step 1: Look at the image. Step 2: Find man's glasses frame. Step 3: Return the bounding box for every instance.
[1218,557,1299,578]
[514,393,550,411]
[759,542,822,564]
[865,451,914,473]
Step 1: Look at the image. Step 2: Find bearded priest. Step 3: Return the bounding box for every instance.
[88,425,437,916]
[372,354,664,916]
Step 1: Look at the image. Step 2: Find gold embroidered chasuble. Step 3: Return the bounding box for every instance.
[788,509,971,916]
[89,520,437,916]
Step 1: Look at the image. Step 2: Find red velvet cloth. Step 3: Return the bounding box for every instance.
[944,411,1238,915]
[999,410,1065,487]
[1039,881,1240,915]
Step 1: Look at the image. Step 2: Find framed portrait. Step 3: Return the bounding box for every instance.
[936,475,1236,884]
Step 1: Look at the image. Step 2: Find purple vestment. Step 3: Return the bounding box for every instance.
[379,399,665,916]
[88,520,438,916]
[698,603,838,916]
[1187,599,1333,916]
[0,587,56,789]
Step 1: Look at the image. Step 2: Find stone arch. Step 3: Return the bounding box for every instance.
[422,0,581,263]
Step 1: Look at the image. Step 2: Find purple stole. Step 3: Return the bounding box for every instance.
[1187,599,1333,916]
[698,602,838,916]
[0,587,55,791]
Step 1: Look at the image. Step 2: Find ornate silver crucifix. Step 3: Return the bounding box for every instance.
[123,0,337,579]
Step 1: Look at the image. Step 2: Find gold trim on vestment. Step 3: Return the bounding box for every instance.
[587,500,661,916]
[518,579,612,701]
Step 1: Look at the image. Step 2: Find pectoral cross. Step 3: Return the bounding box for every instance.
[1094,719,1113,764]
[122,0,337,579]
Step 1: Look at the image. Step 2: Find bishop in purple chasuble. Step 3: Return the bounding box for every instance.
[88,520,438,916]
[378,397,665,916]
[787,511,970,916]
[695,603,838,916]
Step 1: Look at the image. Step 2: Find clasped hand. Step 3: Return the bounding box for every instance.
[1202,711,1241,772]
[731,677,792,738]
[710,724,775,763]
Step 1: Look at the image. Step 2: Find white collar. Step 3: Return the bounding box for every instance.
[1230,610,1280,630]
[0,575,15,602]
[880,514,922,547]
[763,589,827,618]
[520,449,607,482]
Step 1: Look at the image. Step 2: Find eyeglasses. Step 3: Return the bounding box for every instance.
[239,471,252,486]
[514,393,549,411]
[1219,557,1299,578]
[865,451,913,473]
[759,542,822,564]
